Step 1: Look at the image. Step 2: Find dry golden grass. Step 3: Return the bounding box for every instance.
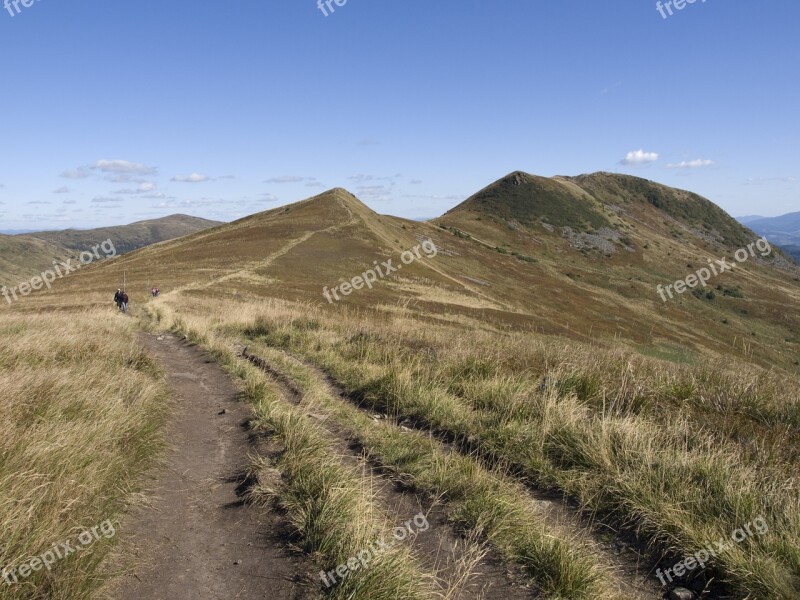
[146,292,800,599]
[0,309,169,599]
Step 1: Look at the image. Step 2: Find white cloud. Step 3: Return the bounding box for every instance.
[93,159,156,175]
[172,173,211,183]
[53,186,71,194]
[114,182,158,195]
[621,149,659,166]
[667,159,714,169]
[92,196,123,204]
[105,173,143,183]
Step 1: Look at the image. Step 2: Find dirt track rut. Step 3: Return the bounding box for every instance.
[110,333,314,600]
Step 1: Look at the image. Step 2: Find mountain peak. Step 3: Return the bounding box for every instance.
[446,171,609,230]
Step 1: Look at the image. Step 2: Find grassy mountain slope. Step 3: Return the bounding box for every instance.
[4,183,800,599]
[570,172,755,248]
[445,171,611,230]
[0,234,69,286]
[22,214,222,255]
[1,214,222,286]
[433,171,800,370]
[10,183,800,373]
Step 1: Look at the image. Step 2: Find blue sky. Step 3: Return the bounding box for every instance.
[0,0,797,230]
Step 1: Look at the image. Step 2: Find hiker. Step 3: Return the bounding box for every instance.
[151,287,157,298]
[121,291,129,314]
[114,289,122,310]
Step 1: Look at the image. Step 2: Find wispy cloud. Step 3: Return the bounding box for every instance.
[355,185,394,201]
[172,173,211,183]
[349,173,402,183]
[61,167,91,179]
[61,159,156,183]
[53,186,71,194]
[265,176,313,184]
[743,176,797,186]
[114,181,160,195]
[91,196,123,204]
[348,174,374,182]
[621,149,659,166]
[93,159,156,176]
[667,159,714,169]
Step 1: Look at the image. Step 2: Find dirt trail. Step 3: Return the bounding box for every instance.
[109,333,314,600]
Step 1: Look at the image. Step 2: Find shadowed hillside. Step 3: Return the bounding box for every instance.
[22,214,222,255]
[0,234,69,286]
[1,214,222,286]
[445,171,611,230]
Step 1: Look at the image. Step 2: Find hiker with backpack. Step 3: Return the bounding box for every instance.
[121,290,129,314]
[114,289,122,310]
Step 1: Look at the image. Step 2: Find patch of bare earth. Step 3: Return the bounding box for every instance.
[106,333,315,600]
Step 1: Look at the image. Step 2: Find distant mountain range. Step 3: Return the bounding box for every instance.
[736,212,800,262]
[0,214,222,285]
[22,214,223,255]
